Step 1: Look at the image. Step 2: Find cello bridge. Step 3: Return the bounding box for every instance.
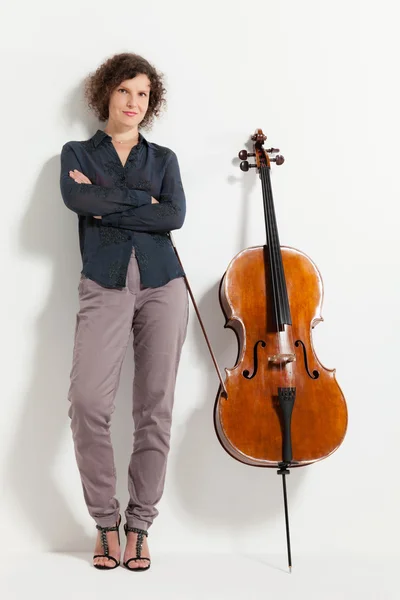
[268,353,296,366]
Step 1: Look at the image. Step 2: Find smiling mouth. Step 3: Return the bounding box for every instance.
[123,111,137,116]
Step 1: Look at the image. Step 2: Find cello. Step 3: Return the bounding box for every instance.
[171,128,348,571]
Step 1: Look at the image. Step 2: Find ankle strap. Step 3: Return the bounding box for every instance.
[96,523,119,532]
[124,525,148,537]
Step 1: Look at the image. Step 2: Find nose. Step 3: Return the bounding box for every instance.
[127,95,139,109]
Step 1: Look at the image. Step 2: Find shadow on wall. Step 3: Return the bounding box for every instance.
[4,82,113,551]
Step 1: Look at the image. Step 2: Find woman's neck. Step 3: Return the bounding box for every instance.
[104,124,139,144]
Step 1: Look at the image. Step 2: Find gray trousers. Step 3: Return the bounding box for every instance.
[67,247,189,530]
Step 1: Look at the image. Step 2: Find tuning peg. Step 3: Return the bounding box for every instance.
[240,161,257,172]
[238,150,256,160]
[270,155,285,165]
[266,147,280,154]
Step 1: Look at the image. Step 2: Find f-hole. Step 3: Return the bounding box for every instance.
[243,340,267,379]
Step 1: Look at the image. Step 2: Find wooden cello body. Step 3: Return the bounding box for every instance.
[214,130,348,469]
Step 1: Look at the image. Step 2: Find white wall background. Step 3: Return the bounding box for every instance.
[1,0,399,563]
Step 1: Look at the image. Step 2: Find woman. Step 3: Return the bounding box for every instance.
[59,52,189,571]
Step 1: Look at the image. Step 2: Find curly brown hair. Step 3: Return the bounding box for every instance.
[84,52,166,130]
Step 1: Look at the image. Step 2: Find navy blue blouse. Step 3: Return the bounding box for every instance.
[59,128,186,288]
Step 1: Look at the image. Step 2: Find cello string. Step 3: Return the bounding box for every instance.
[263,164,285,365]
[264,159,295,387]
[261,166,283,363]
[260,166,278,327]
[260,167,277,321]
[265,165,286,324]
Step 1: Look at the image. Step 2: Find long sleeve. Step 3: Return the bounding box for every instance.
[101,151,186,233]
[60,142,151,217]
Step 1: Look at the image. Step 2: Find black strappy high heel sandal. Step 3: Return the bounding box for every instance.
[93,514,122,570]
[123,524,151,572]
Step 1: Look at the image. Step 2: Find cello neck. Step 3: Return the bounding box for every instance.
[260,164,292,329]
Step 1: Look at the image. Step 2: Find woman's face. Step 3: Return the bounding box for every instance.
[108,73,151,129]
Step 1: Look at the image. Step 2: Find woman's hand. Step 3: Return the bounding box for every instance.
[69,169,92,185]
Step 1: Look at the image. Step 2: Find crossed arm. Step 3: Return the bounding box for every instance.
[60,143,186,233]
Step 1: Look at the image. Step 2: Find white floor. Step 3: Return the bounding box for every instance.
[1,552,396,600]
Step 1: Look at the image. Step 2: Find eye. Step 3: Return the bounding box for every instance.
[118,88,127,93]
[139,92,148,97]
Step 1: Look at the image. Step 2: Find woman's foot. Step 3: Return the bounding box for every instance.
[123,528,151,570]
[93,516,121,569]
